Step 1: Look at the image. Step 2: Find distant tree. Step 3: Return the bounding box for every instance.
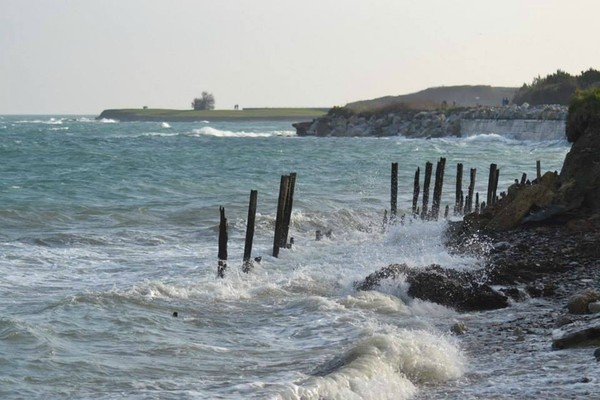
[578,68,600,89]
[192,91,215,110]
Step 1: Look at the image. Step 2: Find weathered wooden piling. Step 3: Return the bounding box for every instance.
[281,173,296,248]
[444,204,449,219]
[520,173,527,185]
[487,163,497,207]
[431,157,446,219]
[391,163,398,220]
[466,168,476,213]
[242,190,258,273]
[493,168,500,205]
[217,206,228,278]
[412,167,420,216]
[273,175,290,258]
[475,192,480,213]
[421,162,433,219]
[455,163,463,215]
[536,160,541,180]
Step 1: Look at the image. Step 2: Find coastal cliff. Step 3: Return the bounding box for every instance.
[293,104,567,140]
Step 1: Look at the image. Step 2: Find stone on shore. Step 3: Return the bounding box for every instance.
[567,289,600,314]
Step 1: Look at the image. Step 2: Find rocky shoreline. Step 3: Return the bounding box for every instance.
[357,90,600,377]
[293,104,567,138]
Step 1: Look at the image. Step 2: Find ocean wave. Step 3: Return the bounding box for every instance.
[280,329,464,400]
[190,126,295,138]
[15,118,65,125]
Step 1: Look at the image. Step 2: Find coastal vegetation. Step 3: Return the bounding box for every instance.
[566,88,600,142]
[191,91,216,110]
[513,68,600,106]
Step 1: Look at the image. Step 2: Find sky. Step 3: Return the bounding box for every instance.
[1,0,599,115]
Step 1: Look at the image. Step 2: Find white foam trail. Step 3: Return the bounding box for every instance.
[161,122,171,129]
[191,126,294,138]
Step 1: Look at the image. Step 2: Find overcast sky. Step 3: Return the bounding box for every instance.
[1,0,599,114]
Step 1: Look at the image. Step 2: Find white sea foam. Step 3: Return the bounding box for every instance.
[161,122,171,128]
[191,126,294,138]
[279,329,464,400]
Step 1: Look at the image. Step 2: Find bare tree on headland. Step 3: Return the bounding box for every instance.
[192,91,215,110]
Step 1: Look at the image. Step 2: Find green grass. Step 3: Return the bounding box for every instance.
[98,107,328,121]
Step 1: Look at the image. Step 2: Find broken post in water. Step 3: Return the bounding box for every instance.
[466,168,476,213]
[493,168,500,205]
[217,206,228,278]
[421,161,433,219]
[455,163,463,215]
[536,160,541,181]
[487,163,497,207]
[520,173,527,185]
[431,157,446,220]
[242,190,258,273]
[391,163,398,220]
[282,173,296,248]
[273,175,290,258]
[412,167,420,216]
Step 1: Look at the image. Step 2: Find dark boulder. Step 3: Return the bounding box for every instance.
[405,265,509,312]
[355,263,509,312]
[292,121,313,136]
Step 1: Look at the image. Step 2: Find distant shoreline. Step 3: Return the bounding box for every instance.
[96,108,328,122]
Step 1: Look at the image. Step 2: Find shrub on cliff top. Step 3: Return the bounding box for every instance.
[566,88,600,142]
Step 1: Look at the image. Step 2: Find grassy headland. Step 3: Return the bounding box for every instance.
[97,108,328,122]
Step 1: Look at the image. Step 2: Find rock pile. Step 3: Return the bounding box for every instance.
[293,104,567,138]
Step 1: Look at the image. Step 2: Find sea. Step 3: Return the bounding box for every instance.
[0,115,595,399]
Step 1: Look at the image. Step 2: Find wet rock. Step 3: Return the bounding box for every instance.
[451,322,467,335]
[355,263,508,311]
[405,265,509,312]
[354,263,409,291]
[552,325,600,349]
[493,241,511,251]
[567,289,600,314]
[588,301,600,314]
[554,314,574,328]
[500,287,528,302]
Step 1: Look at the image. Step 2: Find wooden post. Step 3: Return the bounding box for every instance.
[217,206,228,278]
[466,168,476,213]
[412,167,420,216]
[520,173,527,185]
[493,168,500,205]
[444,204,449,219]
[391,163,398,220]
[475,192,480,213]
[273,175,290,258]
[421,162,433,219]
[536,160,541,181]
[282,173,296,248]
[242,190,258,273]
[455,163,463,215]
[487,163,497,207]
[459,190,464,215]
[432,157,446,220]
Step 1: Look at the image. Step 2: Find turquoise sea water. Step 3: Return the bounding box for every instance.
[0,115,585,399]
